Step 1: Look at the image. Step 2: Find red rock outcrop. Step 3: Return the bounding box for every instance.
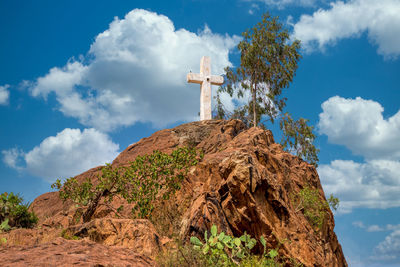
[2,119,347,266]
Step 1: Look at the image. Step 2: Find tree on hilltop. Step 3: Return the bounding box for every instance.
[215,13,319,166]
[220,12,301,127]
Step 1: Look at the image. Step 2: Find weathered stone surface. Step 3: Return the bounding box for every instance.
[0,237,154,267]
[67,218,170,259]
[8,119,347,267]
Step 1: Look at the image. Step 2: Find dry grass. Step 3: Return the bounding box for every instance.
[150,193,192,238]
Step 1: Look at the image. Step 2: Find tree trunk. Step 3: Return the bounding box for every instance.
[81,178,118,223]
[82,190,104,223]
[252,83,257,128]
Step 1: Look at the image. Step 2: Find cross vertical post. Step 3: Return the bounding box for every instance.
[187,56,224,121]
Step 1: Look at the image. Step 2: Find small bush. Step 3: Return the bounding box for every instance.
[52,147,202,223]
[0,192,38,231]
[292,186,339,230]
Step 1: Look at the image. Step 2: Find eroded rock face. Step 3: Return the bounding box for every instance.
[67,218,170,259]
[20,119,347,266]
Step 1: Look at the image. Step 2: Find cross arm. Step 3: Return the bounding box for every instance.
[210,75,224,85]
[187,73,203,84]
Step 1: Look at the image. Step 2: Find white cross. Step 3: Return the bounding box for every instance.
[187,56,224,121]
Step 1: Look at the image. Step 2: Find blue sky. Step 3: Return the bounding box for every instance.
[1,0,400,265]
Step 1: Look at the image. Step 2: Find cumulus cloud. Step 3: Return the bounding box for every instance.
[318,159,400,212]
[29,9,240,132]
[0,84,10,105]
[318,96,400,160]
[372,229,400,263]
[2,128,119,182]
[292,0,400,58]
[317,96,400,212]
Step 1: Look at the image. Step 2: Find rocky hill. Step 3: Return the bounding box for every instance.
[0,119,347,266]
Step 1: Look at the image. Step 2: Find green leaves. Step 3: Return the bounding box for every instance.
[52,146,202,222]
[234,237,241,247]
[190,236,203,247]
[219,12,301,128]
[123,147,200,219]
[0,218,10,232]
[215,12,319,168]
[190,224,284,266]
[327,194,340,211]
[292,186,339,231]
[268,249,278,259]
[211,224,218,236]
[0,192,38,230]
[260,236,266,247]
[280,113,319,166]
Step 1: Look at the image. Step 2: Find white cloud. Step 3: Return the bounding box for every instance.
[353,222,400,232]
[248,3,260,14]
[318,96,400,212]
[292,0,400,58]
[372,229,400,263]
[352,222,400,263]
[318,159,400,212]
[2,148,23,170]
[0,84,10,105]
[352,221,365,228]
[2,128,119,182]
[318,96,400,160]
[30,61,88,99]
[29,9,240,132]
[367,225,384,232]
[246,0,324,9]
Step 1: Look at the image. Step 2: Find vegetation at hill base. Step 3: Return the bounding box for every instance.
[158,224,303,267]
[0,192,38,232]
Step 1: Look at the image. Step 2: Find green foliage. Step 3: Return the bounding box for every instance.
[52,163,123,222]
[279,113,319,166]
[327,194,340,211]
[215,12,318,167]
[0,218,11,232]
[292,186,339,230]
[52,147,202,222]
[0,237,6,245]
[190,224,283,267]
[0,192,38,231]
[121,147,201,218]
[220,12,301,127]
